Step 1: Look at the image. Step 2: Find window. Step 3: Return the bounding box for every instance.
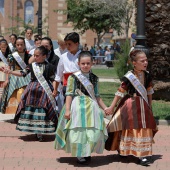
[0,0,4,17]
[24,0,34,24]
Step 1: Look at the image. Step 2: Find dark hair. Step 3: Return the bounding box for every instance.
[34,37,42,42]
[35,45,48,56]
[64,32,79,43]
[34,34,42,40]
[25,27,33,33]
[0,39,11,56]
[9,34,17,39]
[78,51,93,62]
[129,50,145,62]
[15,37,25,46]
[41,37,54,51]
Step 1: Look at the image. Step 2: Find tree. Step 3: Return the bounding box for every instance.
[122,0,135,39]
[55,0,126,46]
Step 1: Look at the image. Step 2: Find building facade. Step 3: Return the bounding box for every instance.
[0,0,134,48]
[0,0,97,48]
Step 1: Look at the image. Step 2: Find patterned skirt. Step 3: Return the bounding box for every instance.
[105,95,157,157]
[15,81,58,133]
[16,106,56,133]
[0,73,30,114]
[54,95,108,157]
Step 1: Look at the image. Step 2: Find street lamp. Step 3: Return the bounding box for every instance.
[37,0,42,36]
[134,0,149,56]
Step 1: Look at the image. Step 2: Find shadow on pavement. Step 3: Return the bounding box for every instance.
[151,154,163,163]
[57,154,135,167]
[19,134,55,142]
[3,119,15,124]
[57,154,163,167]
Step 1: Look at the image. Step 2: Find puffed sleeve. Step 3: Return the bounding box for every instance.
[7,54,14,66]
[115,82,127,97]
[65,75,76,96]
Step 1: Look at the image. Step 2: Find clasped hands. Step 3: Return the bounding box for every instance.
[0,66,11,74]
[104,106,113,115]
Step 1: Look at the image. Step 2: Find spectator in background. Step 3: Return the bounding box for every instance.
[54,33,67,58]
[24,27,35,52]
[83,43,88,51]
[104,46,111,61]
[29,35,42,55]
[90,46,96,64]
[95,46,101,64]
[8,34,17,53]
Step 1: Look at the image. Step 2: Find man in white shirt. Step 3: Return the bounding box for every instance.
[53,32,81,98]
[24,28,35,53]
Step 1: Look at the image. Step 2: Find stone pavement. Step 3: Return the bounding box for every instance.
[0,114,170,170]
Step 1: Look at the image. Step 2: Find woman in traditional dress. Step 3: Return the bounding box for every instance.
[0,37,31,114]
[105,50,157,166]
[54,51,108,165]
[0,39,11,103]
[0,46,58,141]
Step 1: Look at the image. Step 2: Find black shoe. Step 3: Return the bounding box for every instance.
[117,150,127,158]
[85,156,91,161]
[77,157,89,165]
[36,134,44,142]
[139,158,151,166]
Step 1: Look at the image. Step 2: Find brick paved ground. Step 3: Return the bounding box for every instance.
[0,118,170,170]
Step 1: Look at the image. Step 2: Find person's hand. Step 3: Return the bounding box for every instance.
[104,106,113,115]
[3,67,12,74]
[64,110,71,120]
[52,90,58,97]
[3,80,9,87]
[0,66,5,72]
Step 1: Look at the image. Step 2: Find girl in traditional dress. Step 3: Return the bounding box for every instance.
[0,46,58,141]
[0,39,11,103]
[0,37,31,114]
[54,51,108,165]
[105,50,157,166]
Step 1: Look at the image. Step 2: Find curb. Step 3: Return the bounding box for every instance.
[156,119,170,126]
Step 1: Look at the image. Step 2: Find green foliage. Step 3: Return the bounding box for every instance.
[92,67,118,78]
[54,0,125,45]
[114,40,133,79]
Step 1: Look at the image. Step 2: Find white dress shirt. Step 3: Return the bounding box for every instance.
[54,48,68,58]
[54,50,81,82]
[25,39,35,52]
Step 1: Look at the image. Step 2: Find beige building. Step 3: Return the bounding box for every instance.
[0,0,96,48]
[0,0,134,48]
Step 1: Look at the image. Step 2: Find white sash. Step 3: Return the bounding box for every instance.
[12,52,27,70]
[8,43,14,52]
[0,51,8,65]
[124,71,149,105]
[74,71,97,102]
[73,71,111,124]
[32,62,56,110]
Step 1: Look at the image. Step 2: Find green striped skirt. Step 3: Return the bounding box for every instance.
[54,95,108,157]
